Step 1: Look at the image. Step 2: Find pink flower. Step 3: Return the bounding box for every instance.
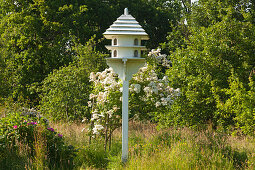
[58,134,63,137]
[13,125,18,129]
[27,122,37,125]
[47,128,54,132]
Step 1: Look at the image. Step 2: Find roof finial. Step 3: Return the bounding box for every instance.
[124,8,128,15]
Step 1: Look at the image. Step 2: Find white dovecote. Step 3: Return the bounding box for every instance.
[103,8,149,58]
[103,8,149,163]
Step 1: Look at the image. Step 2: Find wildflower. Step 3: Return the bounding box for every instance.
[151,86,158,94]
[130,84,141,93]
[140,66,148,72]
[13,125,18,129]
[82,118,87,123]
[88,101,92,107]
[98,71,106,80]
[58,134,63,137]
[133,84,141,93]
[156,102,161,107]
[113,106,118,112]
[100,112,105,118]
[92,124,104,135]
[144,87,151,94]
[162,76,169,82]
[27,122,37,125]
[47,128,54,132]
[89,72,97,81]
[161,100,168,106]
[89,93,96,100]
[105,67,113,72]
[103,77,110,85]
[97,92,107,103]
[107,109,114,118]
[109,81,118,90]
[175,88,181,96]
[91,113,100,121]
[156,48,161,53]
[158,83,164,88]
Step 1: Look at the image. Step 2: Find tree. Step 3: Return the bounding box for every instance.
[161,0,255,133]
[0,0,82,103]
[39,38,107,121]
[0,0,183,106]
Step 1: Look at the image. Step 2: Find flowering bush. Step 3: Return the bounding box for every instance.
[85,49,180,148]
[0,111,76,169]
[87,68,122,149]
[147,48,171,68]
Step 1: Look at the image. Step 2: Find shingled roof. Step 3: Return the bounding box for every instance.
[103,8,149,39]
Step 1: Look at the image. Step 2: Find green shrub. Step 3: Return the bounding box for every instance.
[40,38,107,121]
[216,73,255,135]
[162,1,255,132]
[40,64,90,121]
[0,112,77,169]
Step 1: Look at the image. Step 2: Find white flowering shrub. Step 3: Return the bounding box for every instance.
[85,49,180,149]
[129,64,180,120]
[147,48,171,68]
[87,68,122,148]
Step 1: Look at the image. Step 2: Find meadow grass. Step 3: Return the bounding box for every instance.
[50,121,255,169]
[1,105,254,170]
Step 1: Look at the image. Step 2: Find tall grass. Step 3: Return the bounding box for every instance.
[1,110,254,170]
[51,121,255,169]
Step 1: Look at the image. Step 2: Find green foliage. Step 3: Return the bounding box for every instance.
[161,0,255,133]
[40,64,90,121]
[0,0,77,102]
[0,112,77,169]
[216,73,255,134]
[0,0,182,106]
[120,0,182,48]
[39,38,107,121]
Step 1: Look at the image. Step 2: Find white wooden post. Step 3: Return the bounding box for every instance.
[122,80,129,162]
[106,58,146,163]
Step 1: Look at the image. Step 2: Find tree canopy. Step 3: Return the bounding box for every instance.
[160,0,255,134]
[0,0,182,104]
[1,0,255,134]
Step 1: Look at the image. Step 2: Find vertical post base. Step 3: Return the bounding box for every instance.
[122,80,129,163]
[106,58,145,164]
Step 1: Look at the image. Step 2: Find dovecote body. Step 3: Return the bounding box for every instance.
[103,8,148,58]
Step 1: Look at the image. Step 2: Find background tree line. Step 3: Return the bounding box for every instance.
[1,0,255,134]
[0,0,182,104]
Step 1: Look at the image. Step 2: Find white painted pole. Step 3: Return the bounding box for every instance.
[122,80,129,163]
